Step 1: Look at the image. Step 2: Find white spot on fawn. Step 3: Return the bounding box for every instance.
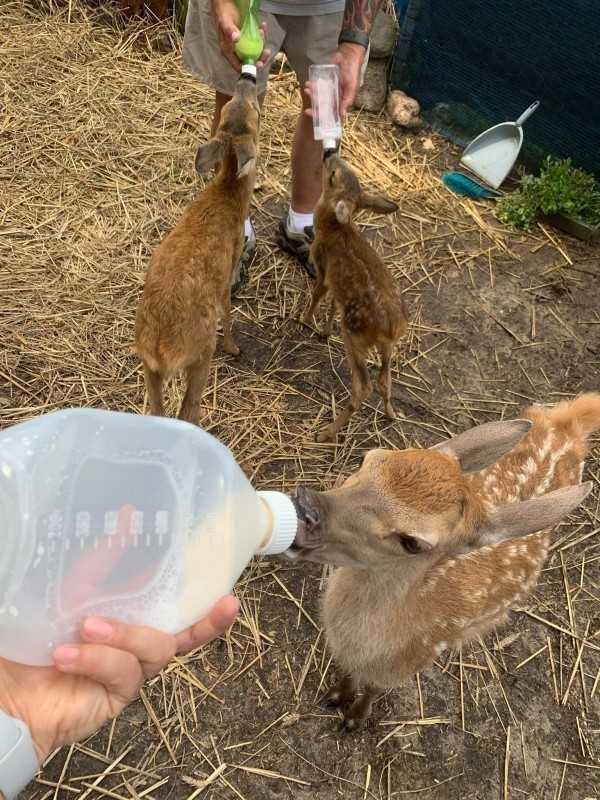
[538,432,555,462]
[537,440,571,494]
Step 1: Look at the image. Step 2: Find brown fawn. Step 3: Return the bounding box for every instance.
[135,76,259,423]
[303,154,408,442]
[289,393,599,729]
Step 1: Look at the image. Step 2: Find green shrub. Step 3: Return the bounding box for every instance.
[496,157,600,230]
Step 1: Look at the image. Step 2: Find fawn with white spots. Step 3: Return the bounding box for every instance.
[289,393,599,728]
[303,154,407,442]
[135,75,259,423]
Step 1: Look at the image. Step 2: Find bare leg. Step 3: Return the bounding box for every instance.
[291,91,323,213]
[343,685,379,731]
[324,674,357,709]
[318,332,371,442]
[377,342,397,419]
[143,363,164,416]
[178,344,215,424]
[220,288,240,356]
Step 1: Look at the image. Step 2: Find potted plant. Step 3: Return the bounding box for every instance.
[496,157,600,241]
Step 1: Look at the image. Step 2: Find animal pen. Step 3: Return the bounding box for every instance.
[1,2,600,799]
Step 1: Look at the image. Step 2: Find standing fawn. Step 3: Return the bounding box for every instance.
[289,393,599,729]
[303,154,408,442]
[135,76,259,423]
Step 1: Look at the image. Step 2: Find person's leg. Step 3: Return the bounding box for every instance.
[290,89,324,215]
[275,12,344,274]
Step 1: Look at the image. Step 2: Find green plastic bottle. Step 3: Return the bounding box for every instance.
[234,0,263,68]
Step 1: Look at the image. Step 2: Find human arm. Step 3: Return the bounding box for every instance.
[339,0,384,49]
[0,596,238,768]
[332,0,385,115]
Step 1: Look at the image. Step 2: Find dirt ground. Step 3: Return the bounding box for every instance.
[2,3,600,799]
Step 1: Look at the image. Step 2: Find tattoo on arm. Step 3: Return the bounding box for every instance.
[342,0,384,38]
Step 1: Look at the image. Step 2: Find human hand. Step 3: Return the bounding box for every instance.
[211,0,270,71]
[0,596,239,764]
[331,42,366,117]
[302,43,366,124]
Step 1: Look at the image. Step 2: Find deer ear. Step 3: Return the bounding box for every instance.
[472,482,592,548]
[195,138,225,174]
[234,139,257,178]
[359,192,398,215]
[431,419,532,473]
[335,199,351,224]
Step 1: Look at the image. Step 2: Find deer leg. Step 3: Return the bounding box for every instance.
[143,363,165,417]
[343,685,379,731]
[178,337,216,424]
[318,334,371,442]
[322,296,336,338]
[220,287,240,356]
[302,274,327,327]
[324,674,357,709]
[377,342,398,419]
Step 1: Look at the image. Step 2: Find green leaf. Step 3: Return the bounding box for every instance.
[495,157,600,230]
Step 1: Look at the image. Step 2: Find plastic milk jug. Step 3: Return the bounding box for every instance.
[0,408,298,665]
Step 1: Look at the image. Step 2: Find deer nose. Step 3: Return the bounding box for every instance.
[291,486,322,550]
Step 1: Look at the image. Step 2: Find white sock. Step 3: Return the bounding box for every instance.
[244,218,255,240]
[287,208,314,234]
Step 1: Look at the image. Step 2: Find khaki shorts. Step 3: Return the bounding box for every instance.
[183,0,345,95]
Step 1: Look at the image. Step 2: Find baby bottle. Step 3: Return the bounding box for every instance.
[234,0,263,78]
[309,64,343,153]
[0,408,299,665]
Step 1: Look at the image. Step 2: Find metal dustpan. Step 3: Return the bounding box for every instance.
[460,101,540,189]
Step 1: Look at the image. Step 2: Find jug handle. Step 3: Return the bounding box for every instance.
[516,101,540,126]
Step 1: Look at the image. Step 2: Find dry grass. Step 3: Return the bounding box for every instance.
[2,2,600,798]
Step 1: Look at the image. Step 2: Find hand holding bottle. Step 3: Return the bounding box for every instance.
[211,0,270,72]
[0,597,238,765]
[303,44,366,123]
[330,43,366,117]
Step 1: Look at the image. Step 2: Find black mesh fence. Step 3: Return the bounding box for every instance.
[391,0,600,177]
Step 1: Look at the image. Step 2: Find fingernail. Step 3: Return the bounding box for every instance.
[54,646,79,667]
[83,617,113,642]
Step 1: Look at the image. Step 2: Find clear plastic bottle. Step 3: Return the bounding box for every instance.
[309,64,342,152]
[0,409,298,666]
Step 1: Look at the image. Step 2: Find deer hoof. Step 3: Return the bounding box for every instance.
[316,427,335,443]
[341,716,361,733]
[323,687,342,708]
[224,343,241,357]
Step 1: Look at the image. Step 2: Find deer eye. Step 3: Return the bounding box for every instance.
[393,533,423,554]
[329,170,336,186]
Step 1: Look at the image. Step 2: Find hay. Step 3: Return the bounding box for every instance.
[2,2,600,798]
